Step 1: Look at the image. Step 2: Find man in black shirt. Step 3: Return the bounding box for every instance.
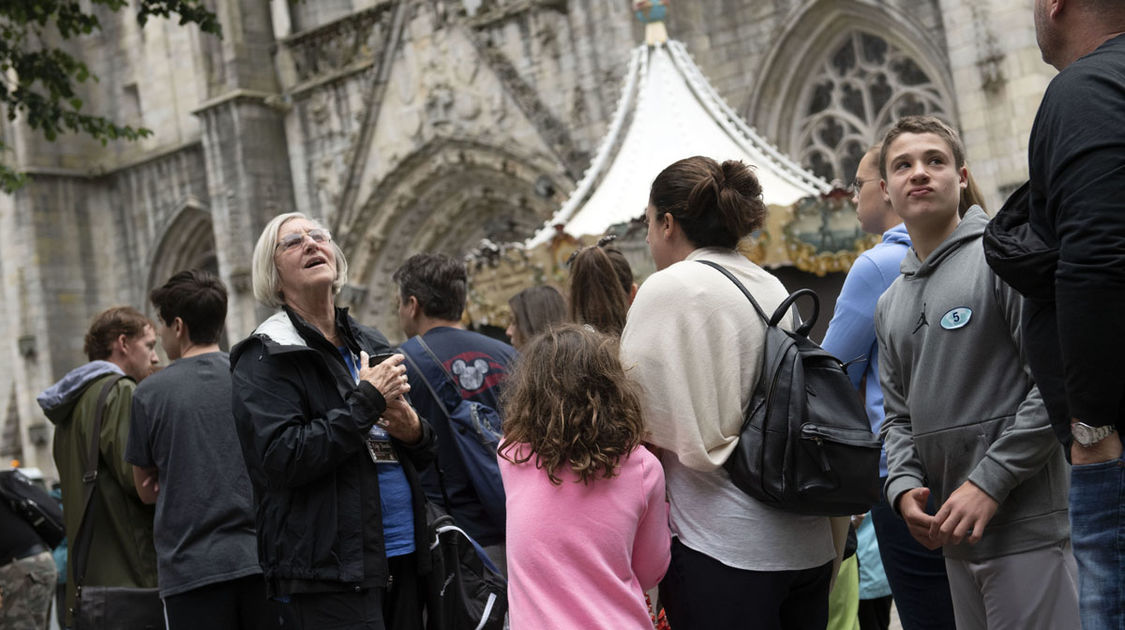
[1023,1,1125,626]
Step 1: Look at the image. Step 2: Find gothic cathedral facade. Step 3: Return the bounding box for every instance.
[0,0,1054,474]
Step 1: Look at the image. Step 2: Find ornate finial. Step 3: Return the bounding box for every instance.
[633,1,669,46]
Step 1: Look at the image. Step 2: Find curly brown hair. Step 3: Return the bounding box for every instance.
[500,324,645,485]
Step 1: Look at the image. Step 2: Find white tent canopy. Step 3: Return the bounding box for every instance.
[526,40,830,247]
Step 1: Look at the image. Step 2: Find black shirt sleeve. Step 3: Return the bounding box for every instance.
[1029,38,1125,429]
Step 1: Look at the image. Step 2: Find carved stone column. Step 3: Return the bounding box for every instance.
[194,0,298,340]
[196,94,296,340]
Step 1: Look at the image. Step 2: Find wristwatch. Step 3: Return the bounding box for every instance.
[1071,422,1118,447]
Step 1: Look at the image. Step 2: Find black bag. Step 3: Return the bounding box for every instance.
[983,181,1058,301]
[71,375,163,630]
[424,501,507,630]
[72,586,165,630]
[700,261,881,517]
[0,468,65,548]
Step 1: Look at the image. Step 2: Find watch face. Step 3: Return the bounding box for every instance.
[1072,424,1093,445]
[1072,423,1114,446]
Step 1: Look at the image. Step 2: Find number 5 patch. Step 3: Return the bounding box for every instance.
[940,307,973,330]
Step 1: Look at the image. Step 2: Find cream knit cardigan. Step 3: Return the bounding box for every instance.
[621,247,793,471]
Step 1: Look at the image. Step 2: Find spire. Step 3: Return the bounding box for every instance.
[634,1,669,46]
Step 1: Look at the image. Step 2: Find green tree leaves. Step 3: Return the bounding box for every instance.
[0,0,221,192]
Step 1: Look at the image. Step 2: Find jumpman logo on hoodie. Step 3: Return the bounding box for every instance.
[912,302,929,334]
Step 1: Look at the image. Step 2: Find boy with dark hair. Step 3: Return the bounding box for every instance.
[126,270,282,629]
[392,252,469,322]
[148,269,227,346]
[393,253,516,572]
[874,116,1078,629]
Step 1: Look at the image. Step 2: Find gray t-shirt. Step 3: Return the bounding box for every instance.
[125,352,260,597]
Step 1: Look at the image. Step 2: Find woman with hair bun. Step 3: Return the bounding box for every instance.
[621,156,839,628]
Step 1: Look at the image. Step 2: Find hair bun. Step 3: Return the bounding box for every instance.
[721,160,761,199]
[712,168,726,191]
[649,156,767,249]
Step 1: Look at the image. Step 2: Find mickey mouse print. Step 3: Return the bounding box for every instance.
[445,351,508,397]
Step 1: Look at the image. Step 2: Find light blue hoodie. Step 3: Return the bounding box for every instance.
[821,224,911,478]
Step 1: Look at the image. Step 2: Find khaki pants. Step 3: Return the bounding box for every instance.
[945,541,1080,630]
[0,550,58,630]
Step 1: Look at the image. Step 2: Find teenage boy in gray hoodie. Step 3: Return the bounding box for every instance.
[873,116,1078,630]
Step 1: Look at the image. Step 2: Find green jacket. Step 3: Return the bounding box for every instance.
[40,365,157,624]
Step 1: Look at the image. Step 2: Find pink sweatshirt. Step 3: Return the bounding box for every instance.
[499,445,670,630]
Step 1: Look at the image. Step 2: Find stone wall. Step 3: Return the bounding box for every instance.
[937,0,1055,209]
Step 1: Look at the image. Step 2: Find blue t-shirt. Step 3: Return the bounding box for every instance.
[340,348,414,557]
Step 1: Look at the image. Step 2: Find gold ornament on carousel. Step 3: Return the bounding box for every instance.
[634,0,670,46]
[780,186,879,276]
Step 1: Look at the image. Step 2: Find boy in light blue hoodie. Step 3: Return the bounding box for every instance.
[874,116,1077,630]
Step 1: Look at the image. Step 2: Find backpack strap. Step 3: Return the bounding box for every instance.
[697,260,818,336]
[71,374,127,598]
[402,341,459,512]
[409,336,467,412]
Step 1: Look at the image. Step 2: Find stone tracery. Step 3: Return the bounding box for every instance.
[793,31,953,183]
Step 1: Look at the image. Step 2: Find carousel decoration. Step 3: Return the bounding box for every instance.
[462,2,876,324]
[780,187,880,276]
[634,1,670,46]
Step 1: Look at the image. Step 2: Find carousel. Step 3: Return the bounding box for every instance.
[464,1,877,331]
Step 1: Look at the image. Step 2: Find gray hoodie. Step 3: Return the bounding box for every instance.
[875,207,1069,562]
[37,360,124,417]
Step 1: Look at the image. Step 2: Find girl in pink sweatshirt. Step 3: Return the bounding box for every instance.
[499,324,671,630]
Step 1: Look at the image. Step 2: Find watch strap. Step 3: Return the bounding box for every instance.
[1072,422,1117,446]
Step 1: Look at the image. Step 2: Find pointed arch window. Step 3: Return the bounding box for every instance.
[793,32,953,183]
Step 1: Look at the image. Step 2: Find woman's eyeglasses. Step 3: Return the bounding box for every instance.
[276,228,332,252]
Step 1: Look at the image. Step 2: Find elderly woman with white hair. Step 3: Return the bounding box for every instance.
[231,212,435,629]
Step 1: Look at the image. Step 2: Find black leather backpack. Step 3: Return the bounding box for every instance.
[700,261,881,517]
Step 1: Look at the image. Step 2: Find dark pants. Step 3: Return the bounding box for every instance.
[285,554,424,630]
[869,482,956,630]
[289,589,386,630]
[858,595,892,630]
[163,574,290,630]
[660,537,832,630]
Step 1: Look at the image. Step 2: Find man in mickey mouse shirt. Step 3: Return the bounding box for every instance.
[393,253,516,572]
